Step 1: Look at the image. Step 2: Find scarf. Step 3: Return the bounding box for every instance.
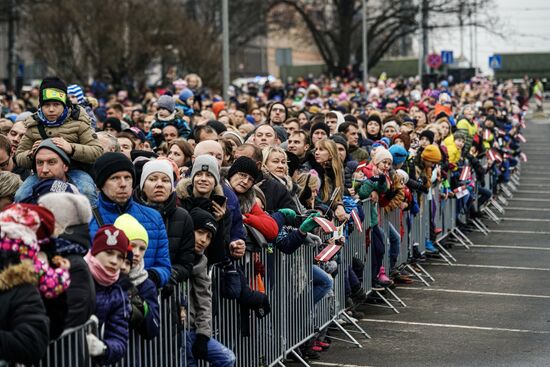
[128,260,148,287]
[157,111,176,122]
[37,106,69,127]
[84,251,119,287]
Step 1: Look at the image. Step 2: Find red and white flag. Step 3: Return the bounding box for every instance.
[520,152,528,162]
[313,217,337,233]
[483,129,491,141]
[350,209,363,233]
[453,185,469,199]
[315,244,342,262]
[459,165,472,181]
[516,133,527,143]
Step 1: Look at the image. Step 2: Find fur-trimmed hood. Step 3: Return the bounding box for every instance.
[175,177,224,200]
[0,261,37,292]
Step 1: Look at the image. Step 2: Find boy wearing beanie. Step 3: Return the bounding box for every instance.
[115,214,160,340]
[148,95,191,149]
[185,207,236,366]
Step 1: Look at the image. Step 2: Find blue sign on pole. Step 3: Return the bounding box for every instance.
[441,50,454,65]
[489,55,502,69]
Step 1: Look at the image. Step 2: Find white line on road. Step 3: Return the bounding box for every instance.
[430,263,550,271]
[515,190,550,194]
[312,362,374,367]
[471,244,550,251]
[403,286,550,299]
[360,319,550,334]
[506,207,550,212]
[509,198,550,202]
[502,217,550,222]
[486,229,550,234]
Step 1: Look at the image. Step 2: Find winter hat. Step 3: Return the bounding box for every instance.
[419,130,435,144]
[207,120,228,134]
[191,155,220,185]
[212,101,226,118]
[2,203,55,243]
[34,139,71,167]
[157,95,175,113]
[67,84,85,104]
[139,159,174,190]
[310,122,330,137]
[178,88,194,103]
[393,133,411,150]
[103,117,122,133]
[331,133,349,153]
[24,179,79,204]
[453,129,468,142]
[15,111,33,122]
[38,193,92,229]
[94,152,136,189]
[0,204,41,253]
[372,148,393,165]
[91,225,130,257]
[366,114,382,126]
[382,120,400,133]
[272,125,288,143]
[39,77,67,106]
[389,144,409,165]
[396,169,409,184]
[421,144,442,163]
[114,214,149,247]
[189,207,218,237]
[227,156,260,183]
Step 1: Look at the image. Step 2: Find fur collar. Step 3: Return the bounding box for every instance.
[0,261,37,291]
[175,177,224,200]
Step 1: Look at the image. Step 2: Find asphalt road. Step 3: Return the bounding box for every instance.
[296,111,550,367]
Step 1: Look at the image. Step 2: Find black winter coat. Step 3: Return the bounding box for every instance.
[259,177,298,213]
[0,262,50,365]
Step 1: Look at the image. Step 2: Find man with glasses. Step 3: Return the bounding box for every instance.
[267,102,287,126]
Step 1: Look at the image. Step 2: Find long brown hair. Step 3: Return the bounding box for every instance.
[315,139,344,203]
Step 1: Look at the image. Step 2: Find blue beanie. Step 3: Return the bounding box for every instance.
[389,144,409,166]
[178,88,194,102]
[380,137,391,148]
[67,84,85,104]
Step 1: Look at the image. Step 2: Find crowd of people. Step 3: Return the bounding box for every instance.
[0,71,528,365]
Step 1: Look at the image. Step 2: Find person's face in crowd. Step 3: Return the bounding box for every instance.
[229,171,254,194]
[117,137,133,159]
[438,122,450,139]
[168,144,186,167]
[400,123,414,135]
[377,158,392,174]
[143,172,172,203]
[163,125,179,144]
[419,136,430,148]
[345,125,360,146]
[0,146,12,173]
[254,125,276,148]
[121,259,132,274]
[193,171,216,196]
[484,118,495,129]
[143,116,154,133]
[283,120,300,136]
[412,109,426,126]
[198,129,218,142]
[238,123,254,138]
[194,141,224,168]
[95,249,124,273]
[10,101,23,114]
[251,109,263,123]
[194,229,212,255]
[106,108,122,120]
[265,151,287,179]
[35,149,68,180]
[393,138,405,149]
[464,107,475,120]
[325,116,338,135]
[104,126,119,135]
[455,137,465,150]
[102,171,133,205]
[142,141,152,152]
[7,121,26,153]
[41,101,64,121]
[269,103,286,125]
[311,129,327,144]
[298,112,309,127]
[383,126,397,139]
[98,135,116,153]
[335,143,347,162]
[367,121,380,136]
[287,134,309,157]
[314,144,331,165]
[157,107,171,119]
[129,239,147,267]
[131,110,143,123]
[233,110,245,126]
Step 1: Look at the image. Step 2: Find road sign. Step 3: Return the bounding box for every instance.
[426,53,442,69]
[489,55,502,69]
[441,50,454,65]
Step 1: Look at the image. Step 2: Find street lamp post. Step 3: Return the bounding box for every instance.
[222,0,230,102]
[362,0,368,91]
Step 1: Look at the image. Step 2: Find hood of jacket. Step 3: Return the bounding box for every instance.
[175,177,224,200]
[0,261,37,291]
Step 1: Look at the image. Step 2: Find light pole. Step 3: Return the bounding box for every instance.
[362,0,368,91]
[222,0,230,102]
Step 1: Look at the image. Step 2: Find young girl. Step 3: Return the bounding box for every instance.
[85,225,131,365]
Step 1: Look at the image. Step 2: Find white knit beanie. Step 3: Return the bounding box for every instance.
[140,159,175,190]
[38,193,93,228]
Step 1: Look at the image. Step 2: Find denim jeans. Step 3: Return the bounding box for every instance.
[185,330,235,367]
[312,265,333,304]
[15,170,98,206]
[388,223,400,272]
[370,225,386,283]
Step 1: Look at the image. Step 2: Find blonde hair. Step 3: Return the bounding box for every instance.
[262,146,292,191]
[0,172,22,199]
[315,139,344,203]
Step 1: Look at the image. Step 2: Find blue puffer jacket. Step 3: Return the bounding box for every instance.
[89,193,172,287]
[94,280,131,365]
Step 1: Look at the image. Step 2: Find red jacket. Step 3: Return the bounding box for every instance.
[243,203,279,242]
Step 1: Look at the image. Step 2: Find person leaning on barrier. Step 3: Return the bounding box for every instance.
[0,171,22,210]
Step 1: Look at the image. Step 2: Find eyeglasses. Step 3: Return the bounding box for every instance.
[272,108,285,113]
[236,172,254,183]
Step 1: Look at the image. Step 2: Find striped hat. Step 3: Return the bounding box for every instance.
[67,84,85,104]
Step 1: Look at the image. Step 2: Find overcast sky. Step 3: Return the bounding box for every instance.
[429,0,550,74]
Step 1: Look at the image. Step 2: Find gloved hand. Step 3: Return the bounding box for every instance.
[303,233,322,246]
[192,333,210,361]
[299,212,321,233]
[147,269,161,288]
[278,208,296,221]
[254,296,271,319]
[86,333,107,357]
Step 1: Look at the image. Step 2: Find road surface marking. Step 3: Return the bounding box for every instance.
[312,363,374,367]
[430,263,550,271]
[501,217,550,222]
[509,198,550,202]
[506,207,550,212]
[403,287,550,299]
[470,244,550,251]
[486,229,550,234]
[360,319,550,334]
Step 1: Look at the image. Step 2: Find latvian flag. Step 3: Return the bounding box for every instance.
[497,128,506,136]
[520,152,528,162]
[459,165,471,181]
[350,209,363,233]
[315,244,342,262]
[487,149,503,163]
[516,134,527,143]
[313,216,337,233]
[483,129,491,141]
[453,185,469,199]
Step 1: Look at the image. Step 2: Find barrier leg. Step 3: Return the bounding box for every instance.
[289,349,311,367]
[431,244,455,265]
[405,264,431,287]
[482,206,501,223]
[490,198,505,214]
[328,320,364,348]
[339,312,371,339]
[454,228,474,247]
[383,287,408,307]
[415,263,435,282]
[371,290,400,314]
[470,218,489,235]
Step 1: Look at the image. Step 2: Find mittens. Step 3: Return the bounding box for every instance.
[303,233,322,246]
[278,208,296,221]
[299,212,321,233]
[192,333,210,361]
[86,333,107,357]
